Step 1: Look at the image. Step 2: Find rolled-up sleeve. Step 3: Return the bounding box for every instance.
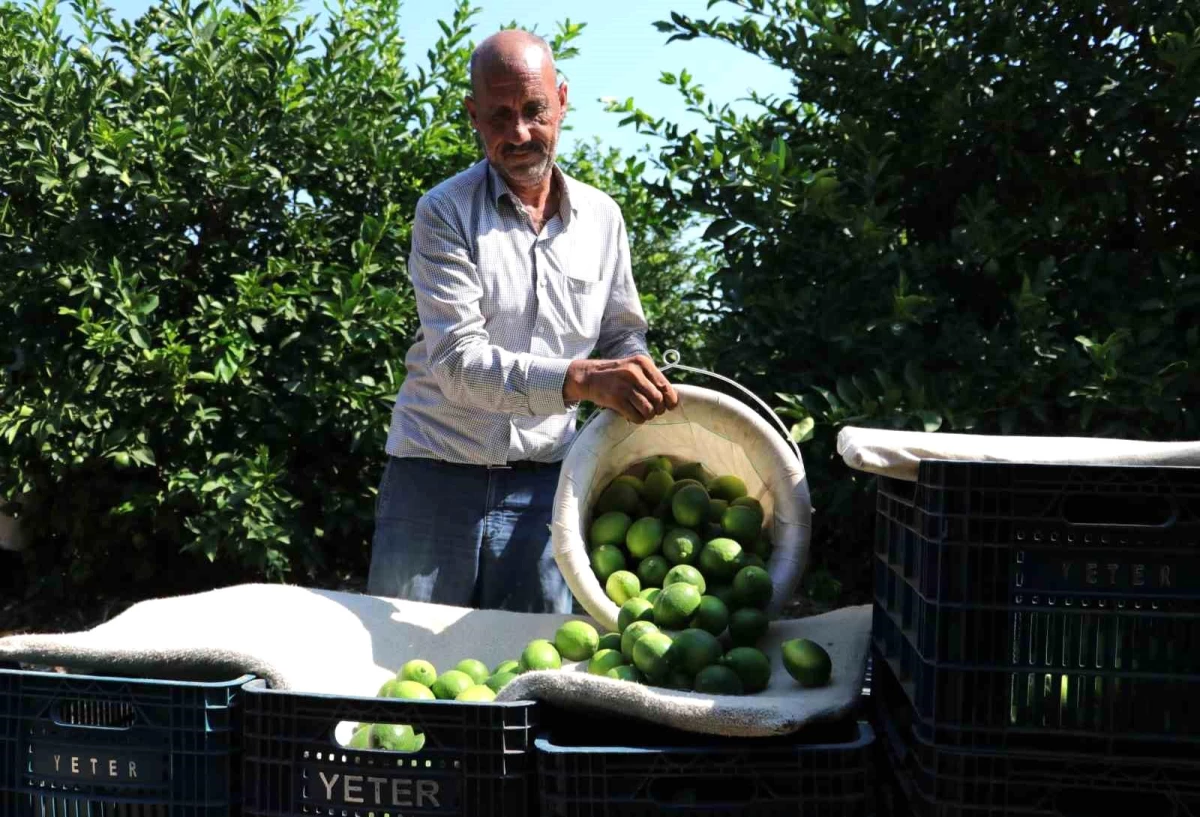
[594,215,650,360]
[409,195,572,416]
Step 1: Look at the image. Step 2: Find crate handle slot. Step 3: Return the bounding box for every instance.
[1061,493,1175,529]
[646,775,756,807]
[50,699,136,731]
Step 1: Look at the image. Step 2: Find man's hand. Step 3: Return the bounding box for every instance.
[564,355,680,424]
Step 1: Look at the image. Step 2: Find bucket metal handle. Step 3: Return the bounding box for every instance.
[659,349,802,463]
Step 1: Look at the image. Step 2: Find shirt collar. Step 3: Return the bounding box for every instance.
[486,159,578,227]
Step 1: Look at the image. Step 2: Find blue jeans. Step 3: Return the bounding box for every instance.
[366,456,572,614]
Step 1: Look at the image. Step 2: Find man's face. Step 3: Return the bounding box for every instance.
[466,46,567,188]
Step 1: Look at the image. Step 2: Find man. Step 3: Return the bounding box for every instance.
[366,30,679,613]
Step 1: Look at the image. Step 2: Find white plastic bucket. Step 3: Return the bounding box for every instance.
[551,365,812,633]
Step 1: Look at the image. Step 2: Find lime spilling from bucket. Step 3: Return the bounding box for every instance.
[555,620,600,661]
[670,628,723,676]
[606,570,641,605]
[664,564,706,595]
[782,639,833,688]
[618,597,656,632]
[519,639,563,672]
[588,649,626,676]
[654,582,703,630]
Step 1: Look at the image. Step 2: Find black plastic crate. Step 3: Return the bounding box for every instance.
[536,713,875,817]
[241,678,539,817]
[870,655,1200,817]
[0,663,250,817]
[872,460,1200,749]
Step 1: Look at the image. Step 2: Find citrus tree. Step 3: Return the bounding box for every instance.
[0,0,708,608]
[616,0,1200,600]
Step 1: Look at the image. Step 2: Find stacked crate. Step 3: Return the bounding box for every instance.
[0,662,250,817]
[870,460,1200,816]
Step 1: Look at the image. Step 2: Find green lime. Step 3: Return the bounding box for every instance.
[690,595,730,636]
[618,597,656,632]
[662,528,701,565]
[455,684,497,702]
[606,570,641,605]
[721,647,772,693]
[399,659,437,687]
[732,496,764,514]
[706,474,748,502]
[374,723,423,751]
[741,554,767,571]
[721,504,763,545]
[454,659,490,686]
[626,517,665,559]
[753,531,773,560]
[707,499,729,524]
[640,587,662,604]
[485,671,518,693]
[349,724,373,749]
[710,584,737,610]
[642,469,675,506]
[621,620,660,661]
[377,679,398,698]
[430,670,474,700]
[729,607,769,647]
[670,628,723,676]
[613,474,645,494]
[671,484,710,528]
[693,664,744,695]
[598,632,622,652]
[632,631,675,682]
[674,463,714,484]
[588,648,627,676]
[644,455,674,475]
[781,638,833,688]
[589,511,632,548]
[668,477,707,500]
[667,670,694,691]
[555,620,601,661]
[732,565,773,609]
[637,555,670,587]
[519,639,563,672]
[653,582,703,630]
[596,482,641,516]
[389,680,436,701]
[492,659,520,676]
[663,564,707,595]
[699,538,743,582]
[590,544,627,583]
[605,665,644,683]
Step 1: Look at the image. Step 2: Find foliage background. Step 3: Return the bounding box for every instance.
[2,0,1197,624]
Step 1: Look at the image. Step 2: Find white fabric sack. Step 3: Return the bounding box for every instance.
[0,583,870,738]
[837,425,1200,482]
[552,384,812,633]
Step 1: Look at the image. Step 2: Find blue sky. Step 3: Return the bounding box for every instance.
[57,0,793,160]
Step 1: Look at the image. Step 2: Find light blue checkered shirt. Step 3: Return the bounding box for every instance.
[386,159,649,466]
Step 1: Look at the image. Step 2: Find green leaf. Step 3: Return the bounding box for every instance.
[790,416,815,443]
[702,218,739,240]
[129,327,150,349]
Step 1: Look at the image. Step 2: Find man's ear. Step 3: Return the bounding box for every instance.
[464,95,478,126]
[557,82,569,122]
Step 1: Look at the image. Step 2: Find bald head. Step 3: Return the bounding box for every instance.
[465,29,568,192]
[469,29,556,98]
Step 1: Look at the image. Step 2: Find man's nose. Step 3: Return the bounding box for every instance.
[507,114,534,144]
